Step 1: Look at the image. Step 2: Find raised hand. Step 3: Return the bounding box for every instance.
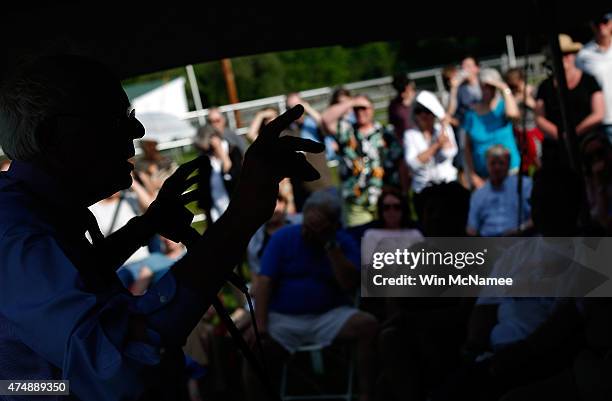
[141,156,202,244]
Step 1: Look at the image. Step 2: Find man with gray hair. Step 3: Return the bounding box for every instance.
[0,54,323,400]
[205,107,247,155]
[253,189,378,400]
[467,144,532,236]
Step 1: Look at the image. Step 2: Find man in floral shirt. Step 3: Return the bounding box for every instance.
[322,94,401,226]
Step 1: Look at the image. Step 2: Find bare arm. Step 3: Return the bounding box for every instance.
[321,100,355,135]
[247,113,266,143]
[446,79,460,117]
[131,176,155,211]
[326,245,359,291]
[302,102,322,125]
[416,141,442,164]
[535,99,559,139]
[135,169,158,196]
[464,134,485,189]
[500,87,520,121]
[576,91,605,136]
[221,153,233,173]
[213,143,233,173]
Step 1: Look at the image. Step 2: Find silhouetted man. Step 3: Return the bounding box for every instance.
[0,55,323,401]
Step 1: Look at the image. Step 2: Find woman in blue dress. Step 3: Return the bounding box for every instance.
[462,68,521,189]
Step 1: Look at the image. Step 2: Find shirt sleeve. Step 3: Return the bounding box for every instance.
[0,230,207,401]
[575,50,587,71]
[467,190,482,233]
[300,116,321,143]
[522,177,533,222]
[404,129,424,170]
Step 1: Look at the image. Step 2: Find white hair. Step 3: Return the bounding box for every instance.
[303,190,343,222]
[0,54,111,161]
[0,71,58,160]
[486,144,510,160]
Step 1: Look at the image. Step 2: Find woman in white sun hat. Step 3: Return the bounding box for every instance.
[404,90,458,193]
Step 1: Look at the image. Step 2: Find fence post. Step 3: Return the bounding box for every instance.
[506,35,517,68]
[185,65,206,127]
[434,71,445,99]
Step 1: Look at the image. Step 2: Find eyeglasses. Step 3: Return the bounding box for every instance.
[353,106,370,112]
[382,203,402,211]
[208,118,223,123]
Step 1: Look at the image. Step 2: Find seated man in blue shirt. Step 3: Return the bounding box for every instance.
[467,144,532,237]
[0,55,324,401]
[255,190,378,401]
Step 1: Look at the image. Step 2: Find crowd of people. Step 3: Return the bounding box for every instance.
[159,19,610,401]
[2,13,610,401]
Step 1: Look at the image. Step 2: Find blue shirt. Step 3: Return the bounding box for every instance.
[467,174,532,237]
[462,100,520,177]
[0,161,207,401]
[298,116,339,161]
[260,224,360,315]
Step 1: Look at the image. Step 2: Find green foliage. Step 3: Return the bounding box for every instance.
[123,42,400,108]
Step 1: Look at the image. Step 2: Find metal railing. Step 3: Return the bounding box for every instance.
[167,52,549,224]
[178,52,548,138]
